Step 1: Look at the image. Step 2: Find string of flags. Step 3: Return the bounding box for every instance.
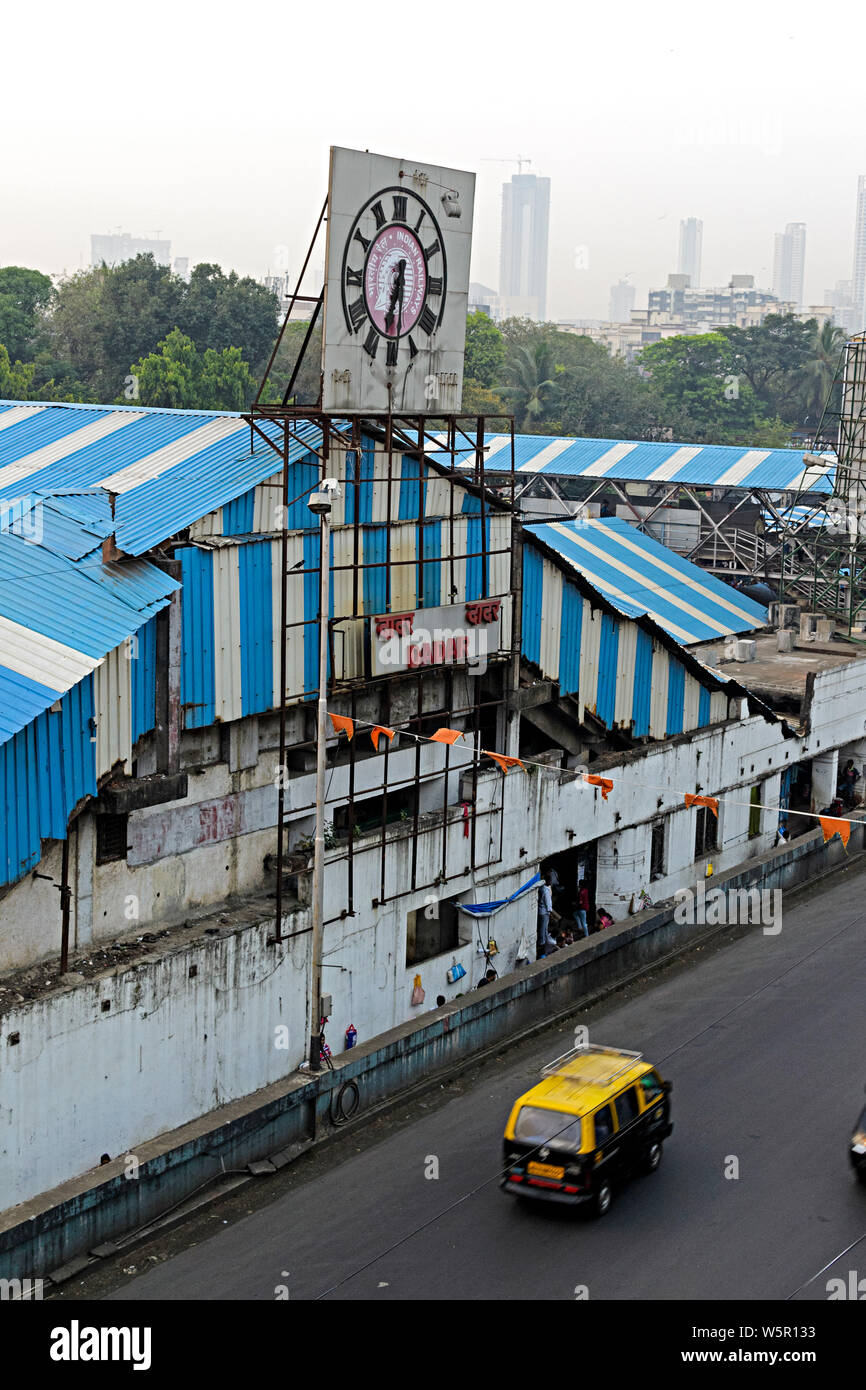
[326,712,857,849]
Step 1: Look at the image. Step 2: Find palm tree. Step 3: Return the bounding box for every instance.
[500,342,558,429]
[801,318,846,424]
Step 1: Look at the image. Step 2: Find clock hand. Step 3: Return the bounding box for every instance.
[384,259,406,335]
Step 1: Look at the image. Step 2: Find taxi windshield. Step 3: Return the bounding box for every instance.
[514,1106,582,1150]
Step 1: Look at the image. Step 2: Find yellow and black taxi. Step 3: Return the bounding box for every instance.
[850,1097,866,1184]
[501,1044,672,1215]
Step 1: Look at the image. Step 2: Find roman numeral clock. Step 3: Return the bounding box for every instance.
[321,148,476,414]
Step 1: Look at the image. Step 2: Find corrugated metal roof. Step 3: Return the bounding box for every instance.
[0,401,324,556]
[525,517,768,645]
[0,519,178,746]
[428,431,836,493]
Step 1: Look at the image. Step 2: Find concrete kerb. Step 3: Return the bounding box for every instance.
[1,814,863,1282]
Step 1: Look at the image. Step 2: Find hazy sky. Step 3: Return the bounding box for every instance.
[4,0,866,320]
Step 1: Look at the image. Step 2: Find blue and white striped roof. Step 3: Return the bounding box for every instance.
[428,432,836,494]
[0,496,178,745]
[0,401,323,556]
[526,517,768,646]
[761,504,828,530]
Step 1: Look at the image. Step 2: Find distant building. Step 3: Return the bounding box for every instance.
[677,218,702,289]
[499,174,550,321]
[468,282,505,321]
[647,274,780,329]
[173,257,190,282]
[772,223,806,306]
[91,233,171,268]
[609,279,636,323]
[852,176,866,331]
[825,279,859,334]
[262,274,288,298]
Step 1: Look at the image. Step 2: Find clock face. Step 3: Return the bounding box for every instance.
[340,186,447,369]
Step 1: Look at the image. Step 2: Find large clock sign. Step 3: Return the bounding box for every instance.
[322,148,475,413]
[341,187,445,367]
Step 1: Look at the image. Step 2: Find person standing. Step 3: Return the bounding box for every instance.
[537,874,557,957]
[839,759,861,809]
[574,882,590,937]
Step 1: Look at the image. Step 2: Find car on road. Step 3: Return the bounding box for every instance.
[501,1044,673,1216]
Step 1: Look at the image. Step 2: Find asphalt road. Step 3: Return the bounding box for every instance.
[102,858,866,1302]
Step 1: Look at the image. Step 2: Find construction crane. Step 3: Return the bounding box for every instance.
[481,156,533,174]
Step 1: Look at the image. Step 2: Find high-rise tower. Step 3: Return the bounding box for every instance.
[499,174,551,321]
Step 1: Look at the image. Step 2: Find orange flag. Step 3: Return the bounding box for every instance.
[684,793,719,819]
[819,815,850,847]
[482,750,524,773]
[585,775,614,801]
[328,713,354,740]
[429,728,464,745]
[370,725,395,751]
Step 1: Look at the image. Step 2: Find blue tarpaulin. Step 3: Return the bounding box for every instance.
[458,873,542,918]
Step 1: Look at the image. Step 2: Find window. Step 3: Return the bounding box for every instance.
[406,894,462,965]
[748,784,762,839]
[615,1088,639,1128]
[694,805,717,859]
[592,1104,615,1145]
[96,813,128,864]
[639,1070,663,1105]
[650,822,665,880]
[514,1106,582,1151]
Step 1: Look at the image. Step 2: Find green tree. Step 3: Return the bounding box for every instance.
[500,340,558,429]
[460,377,509,422]
[719,314,815,421]
[0,267,54,361]
[51,255,185,401]
[49,255,279,403]
[637,333,767,443]
[799,318,846,424]
[129,329,256,411]
[0,344,35,399]
[260,318,323,405]
[464,311,505,389]
[180,263,279,376]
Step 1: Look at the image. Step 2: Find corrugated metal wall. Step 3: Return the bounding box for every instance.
[94,646,132,776]
[0,681,97,888]
[522,547,726,742]
[178,513,514,727]
[187,440,481,542]
[131,614,158,745]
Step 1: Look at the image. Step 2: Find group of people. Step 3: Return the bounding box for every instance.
[536,868,613,958]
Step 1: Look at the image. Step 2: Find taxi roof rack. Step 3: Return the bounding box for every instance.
[542,1044,643,1088]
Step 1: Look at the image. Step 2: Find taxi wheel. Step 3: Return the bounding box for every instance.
[642,1141,663,1174]
[593,1180,612,1217]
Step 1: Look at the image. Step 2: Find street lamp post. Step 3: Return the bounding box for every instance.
[307,479,339,1072]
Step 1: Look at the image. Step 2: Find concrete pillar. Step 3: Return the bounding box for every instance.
[811,750,839,812]
[73,814,94,950]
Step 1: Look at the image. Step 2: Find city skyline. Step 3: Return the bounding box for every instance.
[3,2,866,324]
[64,175,866,336]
